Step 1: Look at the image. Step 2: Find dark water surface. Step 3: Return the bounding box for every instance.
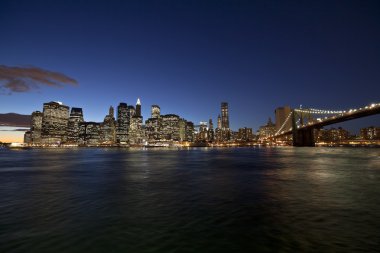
[1,147,379,252]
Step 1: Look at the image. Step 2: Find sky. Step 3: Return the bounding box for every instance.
[1,0,379,142]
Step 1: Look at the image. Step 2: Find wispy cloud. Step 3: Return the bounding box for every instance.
[0,65,78,94]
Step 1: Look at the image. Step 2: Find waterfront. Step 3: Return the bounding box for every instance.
[1,147,379,252]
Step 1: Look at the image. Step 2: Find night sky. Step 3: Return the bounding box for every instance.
[1,0,379,136]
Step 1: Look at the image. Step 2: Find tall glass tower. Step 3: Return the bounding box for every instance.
[221,102,229,129]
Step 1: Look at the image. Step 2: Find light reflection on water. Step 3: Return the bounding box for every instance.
[0,147,379,252]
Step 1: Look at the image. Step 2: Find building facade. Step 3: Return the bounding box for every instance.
[30,111,43,144]
[360,126,380,140]
[102,106,116,144]
[116,103,129,144]
[67,107,84,144]
[161,114,180,141]
[258,118,276,140]
[41,101,70,144]
[275,106,292,132]
[238,127,253,141]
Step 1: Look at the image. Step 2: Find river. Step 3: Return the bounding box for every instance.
[0,147,379,252]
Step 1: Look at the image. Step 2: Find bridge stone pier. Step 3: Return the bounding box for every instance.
[292,128,315,146]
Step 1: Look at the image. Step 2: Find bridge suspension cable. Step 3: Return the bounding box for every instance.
[294,108,346,114]
[275,111,293,135]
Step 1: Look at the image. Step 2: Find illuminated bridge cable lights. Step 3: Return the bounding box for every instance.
[294,108,346,114]
[275,111,293,136]
[272,102,380,141]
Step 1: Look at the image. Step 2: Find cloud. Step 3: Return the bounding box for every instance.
[0,65,78,94]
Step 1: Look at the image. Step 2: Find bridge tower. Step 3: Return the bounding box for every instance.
[292,110,315,146]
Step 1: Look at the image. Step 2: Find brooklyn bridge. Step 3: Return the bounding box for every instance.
[273,103,380,146]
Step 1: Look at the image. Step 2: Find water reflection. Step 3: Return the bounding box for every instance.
[0,147,379,252]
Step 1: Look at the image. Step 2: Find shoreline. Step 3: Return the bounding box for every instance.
[2,143,380,149]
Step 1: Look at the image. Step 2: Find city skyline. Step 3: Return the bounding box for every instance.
[1,0,380,140]
[1,94,380,143]
[3,98,376,146]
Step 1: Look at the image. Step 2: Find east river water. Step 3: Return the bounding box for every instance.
[0,147,379,252]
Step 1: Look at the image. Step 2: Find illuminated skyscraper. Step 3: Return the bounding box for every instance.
[102,106,116,144]
[185,121,194,142]
[220,102,230,141]
[215,114,222,142]
[208,118,214,142]
[127,105,136,124]
[275,106,292,132]
[129,99,144,144]
[79,122,101,146]
[217,114,222,129]
[151,105,161,118]
[129,116,144,144]
[41,101,70,144]
[136,98,141,117]
[221,102,229,129]
[197,121,208,141]
[116,102,128,143]
[31,111,43,144]
[67,107,84,144]
[179,118,186,141]
[161,114,180,141]
[238,127,253,141]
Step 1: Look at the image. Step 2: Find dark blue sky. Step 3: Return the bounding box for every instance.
[1,0,379,132]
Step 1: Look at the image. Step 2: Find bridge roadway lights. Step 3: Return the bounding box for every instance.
[293,128,315,147]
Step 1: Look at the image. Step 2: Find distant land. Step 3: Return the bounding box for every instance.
[0,113,31,127]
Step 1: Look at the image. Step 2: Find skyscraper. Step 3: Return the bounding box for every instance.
[129,99,144,145]
[102,106,116,144]
[221,102,230,141]
[151,105,161,118]
[161,114,180,141]
[127,105,136,124]
[215,114,222,142]
[67,107,84,144]
[275,106,292,132]
[31,111,43,144]
[116,102,128,143]
[221,102,229,129]
[136,98,141,117]
[185,121,194,142]
[41,101,70,144]
[208,118,214,142]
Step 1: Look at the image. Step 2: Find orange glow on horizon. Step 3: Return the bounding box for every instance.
[0,131,26,143]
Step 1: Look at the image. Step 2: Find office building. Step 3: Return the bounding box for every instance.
[185,121,194,142]
[360,126,380,140]
[116,103,129,143]
[208,118,214,142]
[151,105,161,118]
[30,111,43,144]
[67,107,84,144]
[102,106,116,144]
[41,101,70,144]
[79,122,101,146]
[198,121,208,141]
[221,102,229,129]
[275,106,292,132]
[145,117,161,141]
[258,118,276,139]
[238,127,253,141]
[136,98,141,117]
[161,114,180,141]
[129,116,144,144]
